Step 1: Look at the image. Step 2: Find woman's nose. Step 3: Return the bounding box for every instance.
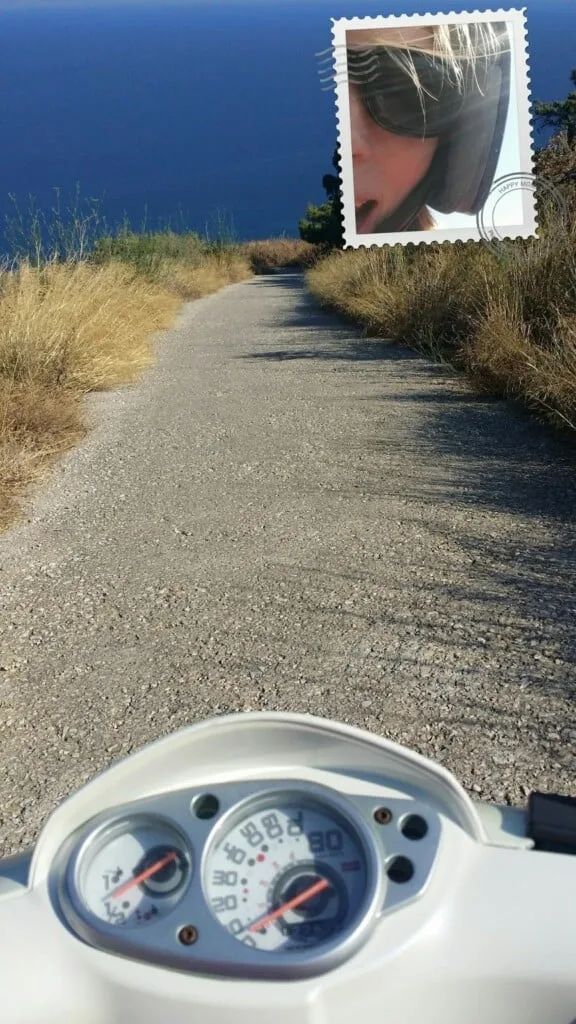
[349,87,372,159]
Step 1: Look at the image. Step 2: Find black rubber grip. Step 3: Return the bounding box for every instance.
[528,791,576,855]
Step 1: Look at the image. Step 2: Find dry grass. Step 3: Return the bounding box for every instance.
[307,142,576,435]
[242,238,323,273]
[155,250,253,299]
[0,248,252,531]
[0,212,325,531]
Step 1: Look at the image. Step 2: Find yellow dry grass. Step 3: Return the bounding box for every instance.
[155,252,253,298]
[307,222,576,434]
[242,238,321,273]
[0,252,252,530]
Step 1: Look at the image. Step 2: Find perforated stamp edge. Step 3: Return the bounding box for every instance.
[330,8,535,249]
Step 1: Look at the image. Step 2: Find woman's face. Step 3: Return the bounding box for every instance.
[348,28,439,233]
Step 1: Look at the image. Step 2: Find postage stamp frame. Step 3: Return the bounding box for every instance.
[331,7,534,248]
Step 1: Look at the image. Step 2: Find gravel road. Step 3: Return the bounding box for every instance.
[1,272,575,857]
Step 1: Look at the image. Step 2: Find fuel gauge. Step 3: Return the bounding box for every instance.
[67,816,192,929]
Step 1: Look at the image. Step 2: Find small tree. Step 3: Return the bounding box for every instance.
[533,67,576,145]
[299,147,344,247]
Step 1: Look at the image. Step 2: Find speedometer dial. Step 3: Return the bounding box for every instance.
[204,796,369,952]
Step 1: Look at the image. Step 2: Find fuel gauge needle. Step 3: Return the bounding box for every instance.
[248,877,329,933]
[104,851,177,902]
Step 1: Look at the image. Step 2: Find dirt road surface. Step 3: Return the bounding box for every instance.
[1,273,575,857]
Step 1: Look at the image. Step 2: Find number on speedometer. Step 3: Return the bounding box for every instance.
[204,798,369,952]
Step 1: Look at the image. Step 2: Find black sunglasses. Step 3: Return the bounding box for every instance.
[347,47,468,138]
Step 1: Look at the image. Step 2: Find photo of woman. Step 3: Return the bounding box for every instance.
[341,18,516,238]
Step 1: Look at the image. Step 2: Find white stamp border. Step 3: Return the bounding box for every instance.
[331,7,535,248]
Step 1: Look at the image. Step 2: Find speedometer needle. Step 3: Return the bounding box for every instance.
[248,877,330,933]
[104,851,177,901]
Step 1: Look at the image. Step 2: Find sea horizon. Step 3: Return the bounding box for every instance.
[1,0,574,251]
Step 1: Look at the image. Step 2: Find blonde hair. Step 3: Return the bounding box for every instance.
[347,22,510,102]
[411,207,436,230]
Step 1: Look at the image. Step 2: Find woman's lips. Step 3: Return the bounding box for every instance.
[355,199,377,233]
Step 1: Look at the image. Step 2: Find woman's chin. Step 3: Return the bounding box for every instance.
[355,200,380,234]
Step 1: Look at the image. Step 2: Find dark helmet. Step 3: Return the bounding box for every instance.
[427,22,512,215]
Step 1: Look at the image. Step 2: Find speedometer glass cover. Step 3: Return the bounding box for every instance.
[203,792,374,953]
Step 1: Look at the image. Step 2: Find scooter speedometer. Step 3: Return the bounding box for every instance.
[203,791,373,953]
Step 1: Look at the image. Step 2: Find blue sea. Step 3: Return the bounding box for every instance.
[0,0,574,249]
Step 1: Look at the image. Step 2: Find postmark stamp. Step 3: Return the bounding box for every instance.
[476,170,567,258]
[328,9,535,248]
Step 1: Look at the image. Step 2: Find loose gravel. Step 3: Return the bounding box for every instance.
[1,272,575,857]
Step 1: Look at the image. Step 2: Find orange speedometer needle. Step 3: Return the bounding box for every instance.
[105,851,177,901]
[248,877,330,933]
